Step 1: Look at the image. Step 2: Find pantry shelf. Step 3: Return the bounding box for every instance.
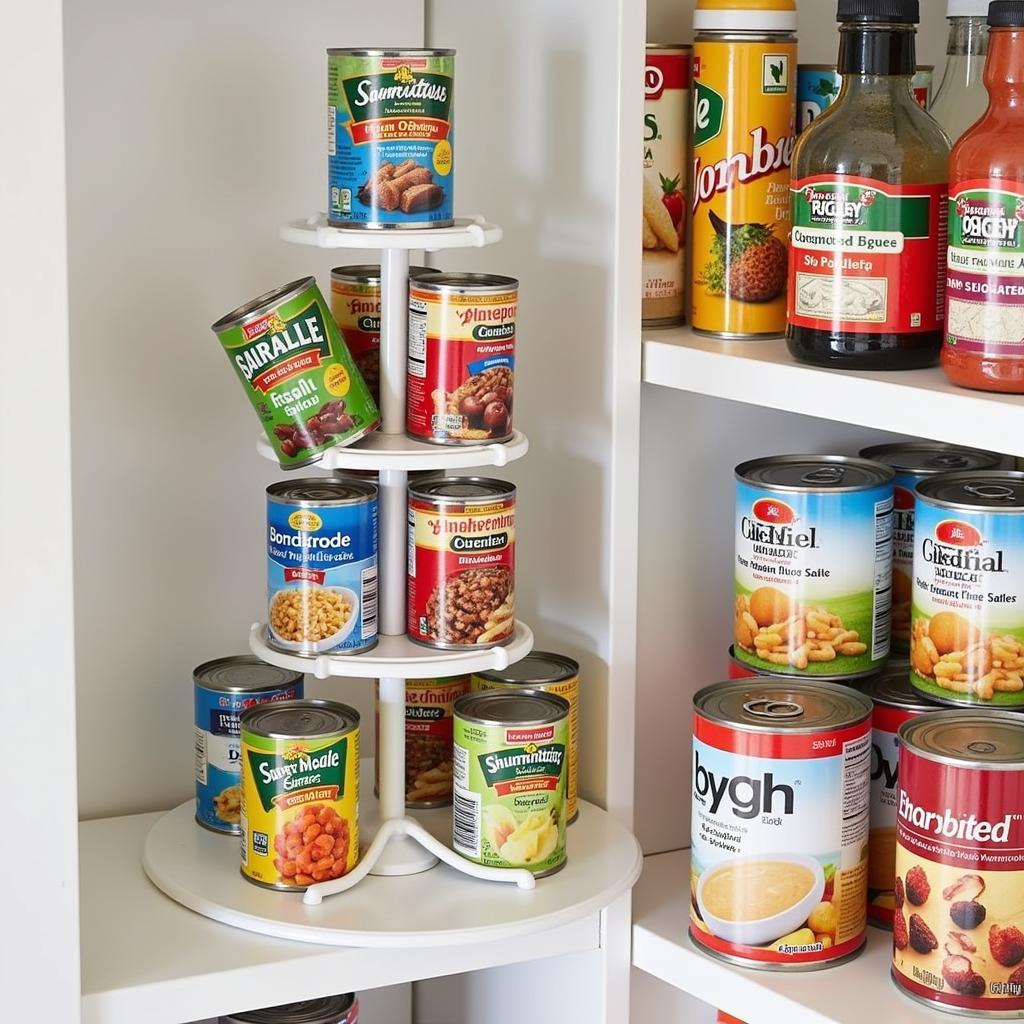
[632,850,939,1024]
[643,327,1024,457]
[256,428,529,471]
[280,213,502,250]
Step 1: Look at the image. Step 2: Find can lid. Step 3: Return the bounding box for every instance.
[194,656,302,694]
[837,0,919,23]
[864,664,938,712]
[326,47,455,56]
[455,689,569,726]
[859,442,1002,476]
[240,699,359,739]
[645,43,694,50]
[331,265,434,284]
[694,679,873,733]
[735,454,894,492]
[222,995,356,1024]
[411,272,519,293]
[475,651,579,686]
[947,0,990,15]
[211,277,314,334]
[267,478,378,505]
[916,470,1024,512]
[694,0,798,32]
[409,476,515,503]
[901,710,1024,768]
[989,0,1024,26]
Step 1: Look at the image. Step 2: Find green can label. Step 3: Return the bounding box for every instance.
[212,278,380,469]
[453,714,567,874]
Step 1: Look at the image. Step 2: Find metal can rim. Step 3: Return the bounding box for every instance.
[735,454,894,492]
[267,478,378,506]
[899,708,1024,769]
[474,651,579,686]
[646,43,693,51]
[240,698,359,739]
[864,664,938,713]
[211,277,315,334]
[221,993,357,1024]
[454,688,569,727]
[326,47,455,57]
[916,470,1024,512]
[408,476,516,503]
[330,264,435,285]
[193,655,303,694]
[410,272,519,294]
[859,441,1002,476]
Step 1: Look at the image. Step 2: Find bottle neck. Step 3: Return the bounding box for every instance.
[985,26,1024,105]
[946,15,989,57]
[838,21,916,77]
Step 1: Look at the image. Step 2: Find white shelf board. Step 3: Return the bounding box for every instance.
[249,620,534,679]
[643,326,1024,457]
[280,213,501,251]
[257,428,529,472]
[81,811,616,1024]
[632,850,938,1024]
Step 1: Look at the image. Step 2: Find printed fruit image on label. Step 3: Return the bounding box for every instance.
[734,456,894,679]
[789,176,947,335]
[690,681,873,969]
[893,711,1024,1014]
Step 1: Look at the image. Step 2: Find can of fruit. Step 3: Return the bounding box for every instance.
[860,443,1003,652]
[910,471,1024,708]
[374,675,471,808]
[407,273,517,445]
[266,479,378,656]
[863,665,937,930]
[211,277,380,470]
[912,65,934,109]
[220,994,359,1024]
[327,48,454,229]
[893,710,1024,1014]
[691,678,872,970]
[194,656,304,836]
[239,699,359,891]
[471,651,581,824]
[643,44,691,327]
[796,65,841,134]
[734,455,895,680]
[407,477,515,649]
[690,3,797,337]
[453,689,569,876]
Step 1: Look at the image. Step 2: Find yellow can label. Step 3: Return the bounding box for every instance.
[240,726,359,889]
[690,39,796,336]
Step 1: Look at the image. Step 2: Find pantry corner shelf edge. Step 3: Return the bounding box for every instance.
[280,213,502,251]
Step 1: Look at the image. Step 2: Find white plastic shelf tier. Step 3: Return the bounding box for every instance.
[632,851,941,1024]
[643,326,1024,458]
[280,213,501,250]
[257,428,529,471]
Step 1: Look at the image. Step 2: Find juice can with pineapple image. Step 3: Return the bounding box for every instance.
[690,0,797,338]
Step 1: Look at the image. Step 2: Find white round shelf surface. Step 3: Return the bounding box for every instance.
[142,784,643,948]
[280,213,502,251]
[249,620,534,679]
[257,429,529,472]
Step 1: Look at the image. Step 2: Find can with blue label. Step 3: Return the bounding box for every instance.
[194,656,303,835]
[797,65,841,135]
[266,479,379,656]
[327,48,455,229]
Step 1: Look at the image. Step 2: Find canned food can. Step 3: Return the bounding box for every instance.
[912,65,933,109]
[220,994,358,1024]
[472,652,581,824]
[910,471,1024,708]
[643,45,691,327]
[194,657,304,835]
[734,455,895,680]
[211,277,381,470]
[453,689,569,876]
[796,65,841,134]
[863,665,937,930]
[691,679,873,970]
[327,49,454,229]
[407,477,515,648]
[239,699,359,890]
[266,479,378,656]
[859,443,1003,652]
[893,711,1024,1014]
[407,273,517,445]
[374,675,471,807]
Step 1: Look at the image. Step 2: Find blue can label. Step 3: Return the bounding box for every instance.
[267,494,379,654]
[194,681,302,834]
[327,51,454,227]
[797,67,840,135]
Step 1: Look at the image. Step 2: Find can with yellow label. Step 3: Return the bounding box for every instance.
[690,0,797,338]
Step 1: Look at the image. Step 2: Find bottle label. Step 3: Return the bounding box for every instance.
[946,180,1024,355]
[788,175,947,334]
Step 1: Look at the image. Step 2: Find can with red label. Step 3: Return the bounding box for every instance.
[864,666,937,930]
[407,477,515,649]
[894,711,1024,1014]
[691,679,872,970]
[407,273,517,445]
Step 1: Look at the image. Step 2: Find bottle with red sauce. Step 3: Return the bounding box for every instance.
[943,0,1024,391]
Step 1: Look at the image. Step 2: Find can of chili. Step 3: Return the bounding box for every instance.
[239,699,359,891]
[407,273,517,445]
[893,710,1024,1014]
[407,477,515,649]
[471,652,581,824]
[220,994,359,1024]
[691,679,872,970]
[211,277,380,469]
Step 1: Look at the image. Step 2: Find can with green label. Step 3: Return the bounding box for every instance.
[211,277,381,470]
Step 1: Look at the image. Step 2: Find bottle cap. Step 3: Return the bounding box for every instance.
[694,0,798,32]
[837,0,919,22]
[989,0,1024,25]
[947,0,990,15]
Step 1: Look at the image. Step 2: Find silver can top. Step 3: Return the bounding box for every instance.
[326,47,455,57]
[901,710,1024,769]
[916,471,1024,512]
[411,272,519,294]
[240,699,359,740]
[455,689,569,727]
[330,264,434,284]
[736,454,894,493]
[221,995,356,1024]
[409,476,515,504]
[864,664,938,713]
[194,656,302,694]
[267,478,377,506]
[475,651,579,686]
[211,277,314,334]
[859,441,1002,477]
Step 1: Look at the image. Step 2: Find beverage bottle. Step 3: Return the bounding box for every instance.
[930,0,991,142]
